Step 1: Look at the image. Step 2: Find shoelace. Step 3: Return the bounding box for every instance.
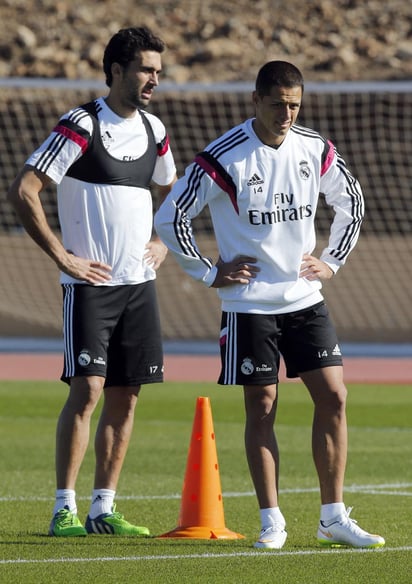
[342,506,355,522]
[260,523,286,536]
[107,504,125,522]
[57,509,76,526]
[339,507,368,535]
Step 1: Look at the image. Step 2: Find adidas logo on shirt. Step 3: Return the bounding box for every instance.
[247,173,264,186]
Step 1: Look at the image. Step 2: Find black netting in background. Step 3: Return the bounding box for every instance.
[0,84,410,342]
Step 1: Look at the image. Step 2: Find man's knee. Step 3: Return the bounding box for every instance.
[244,385,278,423]
[66,376,105,414]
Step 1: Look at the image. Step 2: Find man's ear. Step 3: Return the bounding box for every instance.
[111,62,122,80]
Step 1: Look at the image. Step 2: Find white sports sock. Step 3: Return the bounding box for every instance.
[89,489,116,519]
[53,489,77,515]
[260,506,286,529]
[320,502,346,523]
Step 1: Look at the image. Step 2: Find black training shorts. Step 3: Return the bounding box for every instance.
[61,281,163,386]
[218,301,343,385]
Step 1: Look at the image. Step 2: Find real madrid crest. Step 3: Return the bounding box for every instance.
[78,350,91,367]
[241,357,255,376]
[299,160,310,180]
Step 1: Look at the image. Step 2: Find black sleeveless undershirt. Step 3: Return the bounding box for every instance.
[65,100,157,188]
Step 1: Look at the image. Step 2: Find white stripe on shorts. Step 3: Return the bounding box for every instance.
[62,284,75,377]
[224,312,238,385]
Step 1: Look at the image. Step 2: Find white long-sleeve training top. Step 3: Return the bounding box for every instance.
[154,118,364,314]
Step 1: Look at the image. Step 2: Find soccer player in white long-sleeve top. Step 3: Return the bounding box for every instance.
[155,60,384,549]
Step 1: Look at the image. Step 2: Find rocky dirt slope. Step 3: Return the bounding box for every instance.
[0,0,411,83]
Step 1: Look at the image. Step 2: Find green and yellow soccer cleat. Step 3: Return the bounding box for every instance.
[85,504,150,536]
[49,506,87,537]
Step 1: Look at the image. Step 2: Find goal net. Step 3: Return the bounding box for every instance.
[0,79,410,344]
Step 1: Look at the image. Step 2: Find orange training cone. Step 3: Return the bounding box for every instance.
[158,396,244,539]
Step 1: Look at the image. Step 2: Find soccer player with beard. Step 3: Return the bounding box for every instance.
[8,27,177,537]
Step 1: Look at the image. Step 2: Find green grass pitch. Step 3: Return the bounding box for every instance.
[0,380,411,583]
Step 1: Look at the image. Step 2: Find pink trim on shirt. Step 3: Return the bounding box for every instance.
[53,124,89,153]
[321,139,335,176]
[195,154,239,214]
[157,134,170,157]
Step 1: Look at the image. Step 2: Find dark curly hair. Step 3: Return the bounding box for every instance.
[103,26,166,87]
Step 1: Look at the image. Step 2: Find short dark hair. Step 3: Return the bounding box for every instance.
[103,26,166,87]
[255,61,304,96]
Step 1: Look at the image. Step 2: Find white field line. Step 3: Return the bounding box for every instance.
[1,547,412,566]
[1,482,412,503]
[1,484,411,568]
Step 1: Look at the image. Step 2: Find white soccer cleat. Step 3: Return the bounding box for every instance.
[317,506,385,548]
[254,523,287,549]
